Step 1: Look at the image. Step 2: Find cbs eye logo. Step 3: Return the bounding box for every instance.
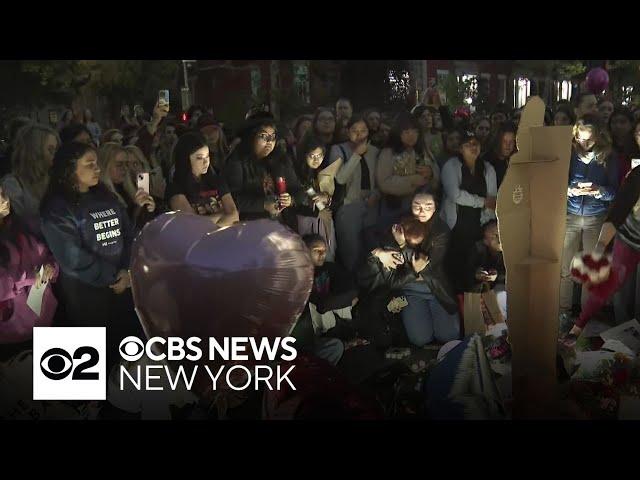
[33,327,106,401]
[39,346,100,381]
[119,336,145,361]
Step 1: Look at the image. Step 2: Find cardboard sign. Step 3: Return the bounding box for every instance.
[495,96,573,418]
[463,287,505,336]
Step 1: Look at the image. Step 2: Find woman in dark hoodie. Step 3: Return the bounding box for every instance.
[358,190,460,347]
[40,142,142,369]
[223,116,305,231]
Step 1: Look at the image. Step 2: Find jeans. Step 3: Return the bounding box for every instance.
[559,213,605,313]
[402,281,461,346]
[335,201,378,271]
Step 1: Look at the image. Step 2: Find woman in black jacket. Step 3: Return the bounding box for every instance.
[223,116,305,232]
[358,190,460,347]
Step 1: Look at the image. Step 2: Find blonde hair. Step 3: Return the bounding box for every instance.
[98,142,129,206]
[12,124,60,200]
[123,145,151,200]
[572,113,612,165]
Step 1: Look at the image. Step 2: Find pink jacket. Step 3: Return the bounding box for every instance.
[0,233,59,344]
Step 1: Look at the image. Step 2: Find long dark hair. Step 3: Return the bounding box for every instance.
[42,141,107,207]
[232,119,291,168]
[386,112,426,157]
[172,132,220,196]
[294,134,325,188]
[0,215,33,268]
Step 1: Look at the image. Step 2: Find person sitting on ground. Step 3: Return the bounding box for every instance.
[467,219,506,320]
[303,234,359,329]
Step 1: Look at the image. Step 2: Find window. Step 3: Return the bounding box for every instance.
[459,74,478,106]
[293,60,310,105]
[478,73,490,97]
[622,86,634,106]
[497,75,507,103]
[556,80,572,101]
[250,67,262,97]
[514,77,530,108]
[436,69,449,84]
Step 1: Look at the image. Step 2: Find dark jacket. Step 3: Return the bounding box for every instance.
[468,240,505,291]
[41,188,133,287]
[357,216,458,314]
[223,148,306,221]
[310,261,357,314]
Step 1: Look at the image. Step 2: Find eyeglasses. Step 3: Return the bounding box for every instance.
[318,116,335,123]
[477,126,490,132]
[307,153,324,161]
[257,133,277,143]
[413,204,435,212]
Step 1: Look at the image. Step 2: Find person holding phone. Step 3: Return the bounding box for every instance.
[467,219,507,319]
[560,114,618,319]
[167,132,238,226]
[97,143,156,233]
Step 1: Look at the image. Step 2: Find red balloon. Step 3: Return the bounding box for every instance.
[586,68,609,95]
[128,213,314,397]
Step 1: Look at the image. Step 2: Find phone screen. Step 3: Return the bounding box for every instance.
[158,90,170,111]
[137,173,150,194]
[632,159,640,169]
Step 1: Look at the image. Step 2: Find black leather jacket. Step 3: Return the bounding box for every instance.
[356,216,458,314]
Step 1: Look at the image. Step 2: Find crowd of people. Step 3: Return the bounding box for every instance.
[2,87,640,419]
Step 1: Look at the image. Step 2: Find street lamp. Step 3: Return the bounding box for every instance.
[181,60,197,111]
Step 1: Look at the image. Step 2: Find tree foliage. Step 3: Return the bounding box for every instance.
[12,60,180,123]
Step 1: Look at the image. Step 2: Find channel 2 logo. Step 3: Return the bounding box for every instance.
[33,327,106,400]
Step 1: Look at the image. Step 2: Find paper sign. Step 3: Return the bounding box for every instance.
[600,319,640,355]
[27,266,45,317]
[601,339,635,356]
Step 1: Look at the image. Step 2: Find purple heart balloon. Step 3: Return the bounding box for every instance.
[129,213,314,392]
[586,68,609,95]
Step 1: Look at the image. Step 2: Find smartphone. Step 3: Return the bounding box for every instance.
[137,172,150,194]
[632,159,640,169]
[158,90,170,112]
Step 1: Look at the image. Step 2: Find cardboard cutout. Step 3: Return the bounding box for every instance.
[495,97,573,418]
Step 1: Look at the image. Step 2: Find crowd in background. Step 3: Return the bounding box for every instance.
[3,87,640,418]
